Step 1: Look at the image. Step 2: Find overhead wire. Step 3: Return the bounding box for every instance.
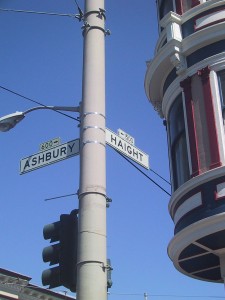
[150,167,171,185]
[0,85,80,122]
[108,292,225,298]
[0,4,81,121]
[44,193,77,201]
[0,7,76,18]
[115,150,171,196]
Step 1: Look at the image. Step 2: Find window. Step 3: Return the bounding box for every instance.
[168,94,190,190]
[181,0,193,13]
[176,0,199,14]
[159,0,174,19]
[218,70,225,119]
[218,70,225,132]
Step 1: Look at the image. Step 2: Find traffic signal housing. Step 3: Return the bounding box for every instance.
[107,259,113,290]
[42,210,78,292]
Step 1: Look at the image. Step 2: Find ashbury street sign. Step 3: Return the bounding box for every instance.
[105,128,149,170]
[20,139,80,174]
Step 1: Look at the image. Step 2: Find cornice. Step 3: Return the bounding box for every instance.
[168,166,225,215]
[160,11,182,28]
[145,38,182,104]
[168,212,225,260]
[181,0,225,24]
[0,272,74,300]
[182,21,225,56]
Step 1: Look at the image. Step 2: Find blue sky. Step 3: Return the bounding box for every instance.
[0,1,224,299]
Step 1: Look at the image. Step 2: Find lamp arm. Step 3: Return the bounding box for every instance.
[24,105,80,115]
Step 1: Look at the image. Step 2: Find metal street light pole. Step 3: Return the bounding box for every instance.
[77,0,107,299]
[0,106,80,132]
[0,1,107,296]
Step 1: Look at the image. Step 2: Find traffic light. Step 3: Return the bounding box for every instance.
[42,209,78,292]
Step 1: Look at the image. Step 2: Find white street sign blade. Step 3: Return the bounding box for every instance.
[20,139,80,174]
[106,128,149,170]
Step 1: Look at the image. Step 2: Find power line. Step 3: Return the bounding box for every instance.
[0,7,77,18]
[108,292,225,298]
[150,168,171,185]
[116,150,171,196]
[146,296,225,299]
[44,193,77,201]
[0,85,80,122]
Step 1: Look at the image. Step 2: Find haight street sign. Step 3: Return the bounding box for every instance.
[106,128,149,170]
[20,139,80,175]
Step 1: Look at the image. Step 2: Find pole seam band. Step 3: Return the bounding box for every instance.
[83,125,105,133]
[82,140,105,147]
[83,9,106,19]
[83,111,105,118]
[76,260,106,269]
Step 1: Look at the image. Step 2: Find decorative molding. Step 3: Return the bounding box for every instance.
[170,52,187,74]
[197,65,210,82]
[152,100,164,117]
[215,182,225,200]
[180,0,225,24]
[0,271,74,300]
[174,192,202,224]
[195,8,225,31]
[168,212,225,262]
[160,11,182,29]
[169,166,225,216]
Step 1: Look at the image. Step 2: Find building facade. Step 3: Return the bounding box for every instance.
[145,0,225,283]
[0,268,74,300]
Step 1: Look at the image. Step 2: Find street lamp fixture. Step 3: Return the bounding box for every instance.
[0,112,25,132]
[0,105,80,132]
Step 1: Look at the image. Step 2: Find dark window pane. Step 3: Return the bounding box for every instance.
[168,94,190,190]
[159,0,173,19]
[169,94,184,142]
[218,70,225,108]
[172,133,189,189]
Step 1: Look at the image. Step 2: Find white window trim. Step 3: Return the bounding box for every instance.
[210,67,225,166]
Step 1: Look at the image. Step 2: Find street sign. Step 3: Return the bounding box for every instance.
[40,137,61,152]
[118,129,135,145]
[20,139,80,174]
[106,128,149,170]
